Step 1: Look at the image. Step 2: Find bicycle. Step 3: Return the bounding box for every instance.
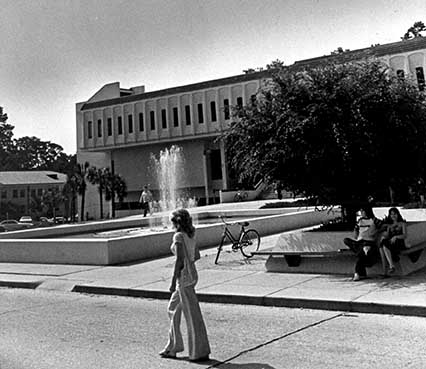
[233,190,248,202]
[214,216,261,264]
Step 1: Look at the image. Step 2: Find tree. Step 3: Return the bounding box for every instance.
[40,187,64,221]
[86,166,108,219]
[223,59,426,224]
[13,137,64,170]
[402,21,426,40]
[62,173,79,222]
[0,107,16,170]
[330,47,350,55]
[103,169,127,217]
[0,107,75,172]
[75,162,90,222]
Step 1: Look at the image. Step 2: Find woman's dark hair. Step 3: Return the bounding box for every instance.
[386,207,405,223]
[170,208,195,238]
[359,205,375,219]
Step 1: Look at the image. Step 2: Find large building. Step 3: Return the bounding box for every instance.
[0,171,67,219]
[76,37,426,219]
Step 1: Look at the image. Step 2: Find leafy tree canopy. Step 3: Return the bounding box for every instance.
[402,21,426,40]
[0,106,75,172]
[223,59,426,206]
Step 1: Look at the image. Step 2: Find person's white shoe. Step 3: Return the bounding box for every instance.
[353,273,361,281]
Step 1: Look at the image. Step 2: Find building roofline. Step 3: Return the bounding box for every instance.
[80,70,272,111]
[80,37,426,112]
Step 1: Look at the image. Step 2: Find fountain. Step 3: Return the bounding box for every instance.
[151,145,185,212]
[150,145,198,226]
[0,149,338,265]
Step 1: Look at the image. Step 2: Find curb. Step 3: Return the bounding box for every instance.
[72,285,426,318]
[0,280,42,289]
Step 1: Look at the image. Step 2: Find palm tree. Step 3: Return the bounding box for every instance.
[63,174,78,222]
[104,169,127,218]
[75,161,89,222]
[86,166,108,219]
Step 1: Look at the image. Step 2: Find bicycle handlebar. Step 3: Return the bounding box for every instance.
[219,215,249,227]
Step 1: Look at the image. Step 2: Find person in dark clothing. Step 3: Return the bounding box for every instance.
[379,207,408,276]
[343,205,383,281]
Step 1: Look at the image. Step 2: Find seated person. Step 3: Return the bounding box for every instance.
[343,205,383,281]
[379,207,408,276]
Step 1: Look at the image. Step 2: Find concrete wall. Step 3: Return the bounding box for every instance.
[0,209,337,265]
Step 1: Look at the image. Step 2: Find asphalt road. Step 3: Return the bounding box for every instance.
[0,288,425,369]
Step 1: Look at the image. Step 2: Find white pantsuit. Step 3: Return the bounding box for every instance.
[163,232,210,360]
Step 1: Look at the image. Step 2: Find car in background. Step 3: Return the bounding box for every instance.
[19,216,33,224]
[36,217,54,227]
[0,219,33,231]
[49,216,66,224]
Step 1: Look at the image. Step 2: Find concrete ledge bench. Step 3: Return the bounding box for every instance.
[254,222,426,276]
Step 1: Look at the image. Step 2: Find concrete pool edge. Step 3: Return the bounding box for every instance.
[0,209,338,265]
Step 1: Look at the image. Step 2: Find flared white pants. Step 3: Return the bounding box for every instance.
[164,284,210,360]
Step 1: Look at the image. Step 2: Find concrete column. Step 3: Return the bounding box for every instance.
[178,95,183,136]
[219,140,229,189]
[242,82,247,105]
[155,99,160,137]
[132,103,136,141]
[121,105,127,143]
[111,107,116,146]
[215,88,221,131]
[189,94,195,135]
[202,90,208,133]
[102,109,107,147]
[89,110,95,147]
[141,101,147,141]
[403,55,409,77]
[202,150,210,205]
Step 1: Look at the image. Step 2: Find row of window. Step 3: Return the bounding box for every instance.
[87,97,245,139]
[395,66,425,90]
[0,187,60,200]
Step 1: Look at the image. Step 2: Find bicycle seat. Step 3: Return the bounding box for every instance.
[238,221,249,227]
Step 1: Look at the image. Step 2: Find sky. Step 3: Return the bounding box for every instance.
[1,0,426,155]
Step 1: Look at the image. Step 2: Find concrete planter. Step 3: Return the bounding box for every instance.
[0,209,338,265]
[265,221,426,276]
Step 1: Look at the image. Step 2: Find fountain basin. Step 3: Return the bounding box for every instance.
[0,208,338,265]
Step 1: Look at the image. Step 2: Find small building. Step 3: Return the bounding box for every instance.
[76,37,426,220]
[0,171,67,220]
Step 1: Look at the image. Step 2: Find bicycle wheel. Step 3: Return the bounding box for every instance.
[240,229,260,258]
[214,235,226,264]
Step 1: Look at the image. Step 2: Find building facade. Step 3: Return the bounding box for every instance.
[76,37,426,219]
[0,171,67,220]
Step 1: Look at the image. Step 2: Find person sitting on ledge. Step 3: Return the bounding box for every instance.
[343,205,383,281]
[379,207,408,277]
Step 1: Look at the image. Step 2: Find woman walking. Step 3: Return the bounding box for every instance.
[159,208,210,362]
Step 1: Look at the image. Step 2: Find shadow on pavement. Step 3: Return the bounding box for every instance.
[189,358,276,368]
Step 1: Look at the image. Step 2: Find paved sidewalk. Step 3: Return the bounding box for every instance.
[0,231,425,317]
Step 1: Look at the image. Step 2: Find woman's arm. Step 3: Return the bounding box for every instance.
[170,241,185,292]
[194,245,201,261]
[392,222,407,242]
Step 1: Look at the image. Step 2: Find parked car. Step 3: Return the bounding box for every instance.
[36,217,54,227]
[0,219,33,231]
[19,216,33,224]
[49,216,66,224]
